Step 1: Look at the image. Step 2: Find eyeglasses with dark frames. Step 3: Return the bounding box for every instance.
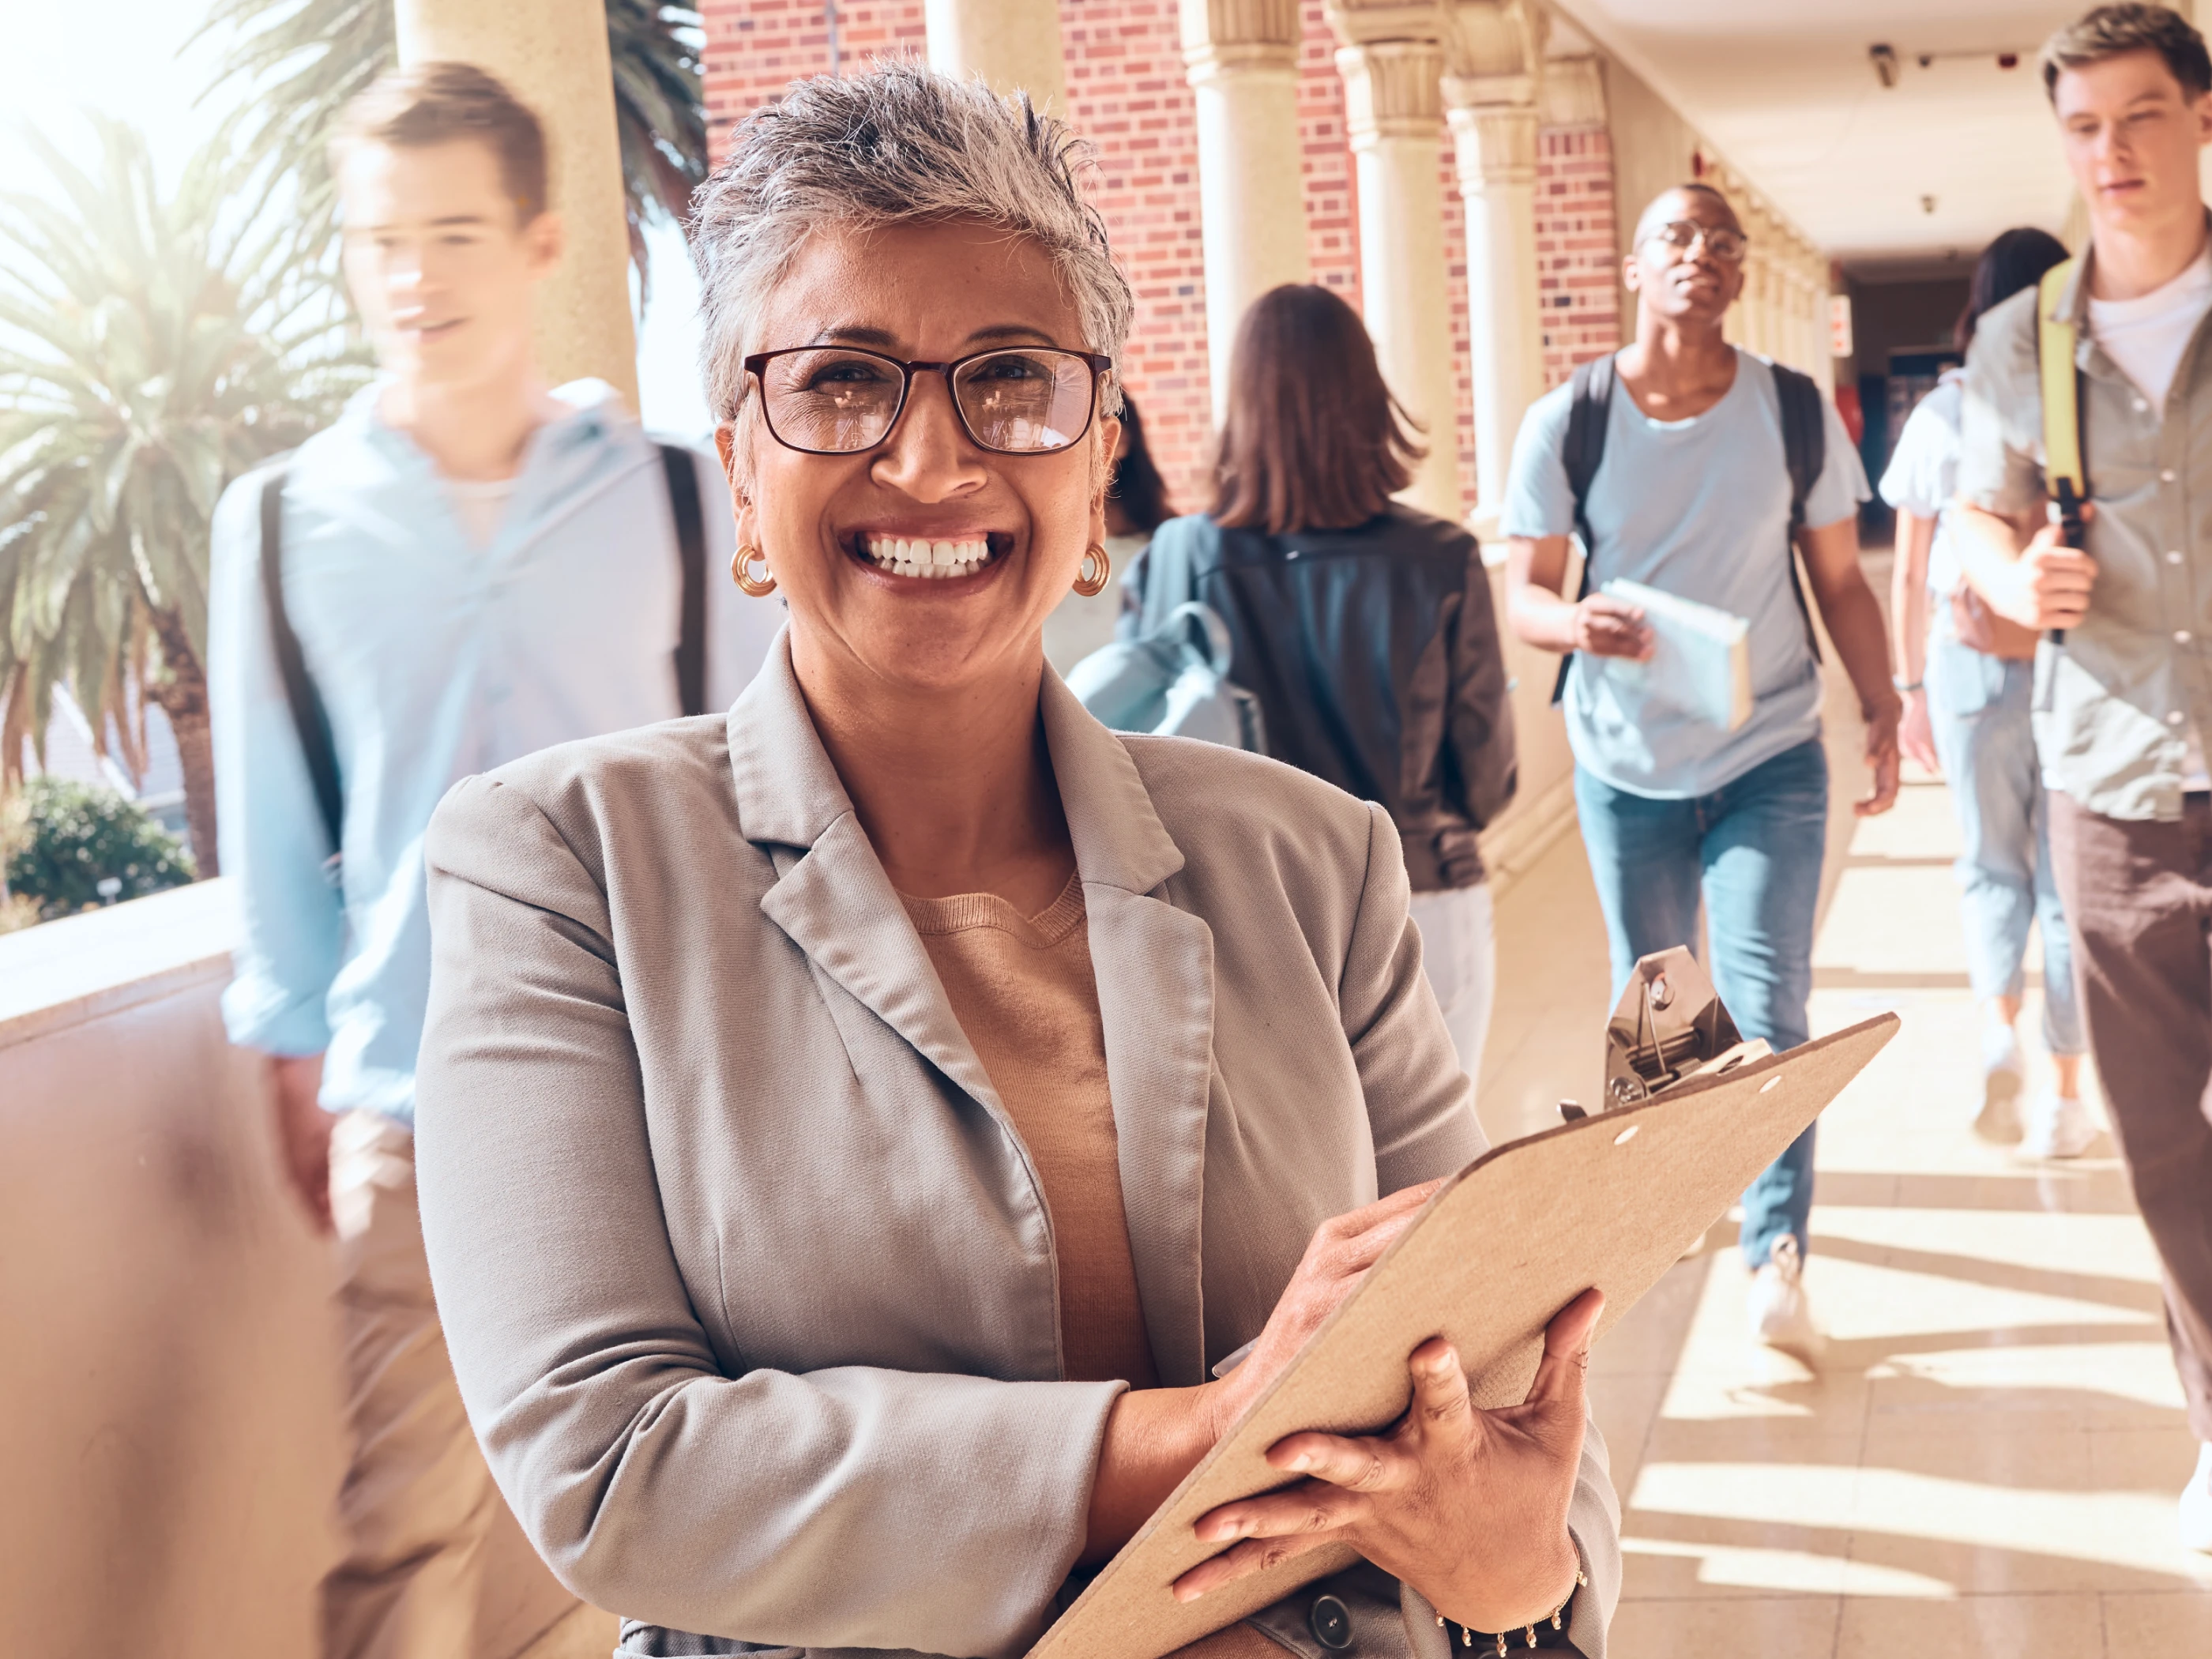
[1645,220,1748,265]
[743,344,1115,457]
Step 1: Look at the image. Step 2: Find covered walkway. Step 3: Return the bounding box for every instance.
[8,547,2204,1657]
[1481,559,2212,1653]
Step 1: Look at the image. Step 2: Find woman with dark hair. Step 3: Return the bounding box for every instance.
[1125,283,1515,1089]
[1044,393,1172,671]
[1879,224,2089,1157]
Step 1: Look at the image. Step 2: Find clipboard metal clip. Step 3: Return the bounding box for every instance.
[1603,946,1769,1108]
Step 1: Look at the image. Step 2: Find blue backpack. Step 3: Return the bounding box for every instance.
[1066,600,1266,754]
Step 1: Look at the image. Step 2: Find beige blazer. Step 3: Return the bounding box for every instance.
[415,637,1620,1659]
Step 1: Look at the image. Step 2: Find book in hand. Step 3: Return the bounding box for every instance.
[1600,577,1754,732]
[1026,1010,1900,1659]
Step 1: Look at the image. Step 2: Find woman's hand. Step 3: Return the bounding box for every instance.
[1084,1183,1444,1562]
[1173,1287,1605,1635]
[1898,687,1939,775]
[1205,1181,1446,1433]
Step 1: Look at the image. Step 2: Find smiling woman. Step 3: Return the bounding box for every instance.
[409,63,1620,1659]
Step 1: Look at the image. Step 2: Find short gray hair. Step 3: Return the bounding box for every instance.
[694,62,1134,431]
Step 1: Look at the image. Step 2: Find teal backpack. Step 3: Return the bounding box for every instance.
[1066,600,1266,754]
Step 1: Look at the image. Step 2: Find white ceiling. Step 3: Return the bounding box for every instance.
[1552,0,2094,267]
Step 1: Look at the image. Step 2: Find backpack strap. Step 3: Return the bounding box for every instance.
[658,443,709,717]
[258,458,345,871]
[1551,353,1616,705]
[2037,258,2088,540]
[1771,362,1827,665]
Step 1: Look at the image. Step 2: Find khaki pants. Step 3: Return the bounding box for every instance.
[2049,794,2212,1443]
[325,1111,583,1659]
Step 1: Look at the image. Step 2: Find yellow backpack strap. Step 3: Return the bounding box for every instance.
[2038,258,2086,521]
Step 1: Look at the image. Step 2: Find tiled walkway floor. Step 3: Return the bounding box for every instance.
[1483,765,2212,1654]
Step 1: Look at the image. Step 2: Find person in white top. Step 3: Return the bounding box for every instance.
[1880,228,2090,1161]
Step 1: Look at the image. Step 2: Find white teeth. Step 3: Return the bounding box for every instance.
[863,534,990,576]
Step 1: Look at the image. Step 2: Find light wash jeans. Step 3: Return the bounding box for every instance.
[1924,623,2085,1056]
[1574,738,1828,1271]
[1408,881,1497,1097]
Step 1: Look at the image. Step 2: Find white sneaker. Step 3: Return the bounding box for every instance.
[1748,1234,1822,1359]
[2018,1093,2098,1161]
[2181,1443,2212,1553]
[1976,1023,2026,1143]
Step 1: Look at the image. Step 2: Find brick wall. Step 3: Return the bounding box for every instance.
[1057,1,1211,515]
[702,1,927,151]
[1535,124,1623,389]
[696,2,1623,518]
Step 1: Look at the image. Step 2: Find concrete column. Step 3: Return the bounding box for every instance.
[1774,230,1799,366]
[1812,260,1839,396]
[1793,260,1819,374]
[1181,0,1311,425]
[1743,213,1774,359]
[396,0,638,405]
[1335,32,1460,521]
[1779,256,1800,369]
[1447,92,1542,517]
[925,0,1067,108]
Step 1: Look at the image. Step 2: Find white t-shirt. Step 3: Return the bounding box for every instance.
[1878,371,1966,603]
[446,475,518,550]
[2086,243,2212,409]
[2087,245,2212,788]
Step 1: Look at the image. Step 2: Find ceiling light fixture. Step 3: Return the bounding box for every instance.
[1870,43,1901,88]
[1911,46,2026,72]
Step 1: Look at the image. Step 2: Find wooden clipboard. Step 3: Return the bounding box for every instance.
[1028,1012,1900,1659]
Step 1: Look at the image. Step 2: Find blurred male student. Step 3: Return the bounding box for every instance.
[1954,2,2212,1552]
[208,63,776,1656]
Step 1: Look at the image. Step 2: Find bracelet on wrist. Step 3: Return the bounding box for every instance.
[1892,676,1924,694]
[1435,1567,1586,1653]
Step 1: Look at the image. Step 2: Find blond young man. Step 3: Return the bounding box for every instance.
[208,65,776,1653]
[1955,2,2212,1549]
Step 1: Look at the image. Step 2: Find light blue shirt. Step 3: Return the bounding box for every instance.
[1503,350,1868,798]
[209,379,782,1122]
[1878,370,1966,613]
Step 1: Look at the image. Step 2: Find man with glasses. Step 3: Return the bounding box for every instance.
[206,64,777,1657]
[1503,182,1898,1356]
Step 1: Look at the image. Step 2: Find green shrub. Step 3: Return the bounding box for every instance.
[1,777,195,922]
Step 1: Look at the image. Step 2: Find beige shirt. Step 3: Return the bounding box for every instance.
[904,873,1160,1390]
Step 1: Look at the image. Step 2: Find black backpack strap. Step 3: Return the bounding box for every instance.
[1551,353,1616,704]
[1771,363,1827,664]
[658,443,709,717]
[258,459,344,867]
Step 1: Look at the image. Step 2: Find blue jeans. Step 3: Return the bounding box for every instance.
[1924,626,2085,1055]
[1575,738,1829,1270]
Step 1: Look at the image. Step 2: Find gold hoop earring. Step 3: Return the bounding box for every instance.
[732,544,777,597]
[1073,541,1112,598]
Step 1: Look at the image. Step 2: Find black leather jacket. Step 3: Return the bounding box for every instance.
[1122,506,1516,890]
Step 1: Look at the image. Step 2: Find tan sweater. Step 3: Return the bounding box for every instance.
[908,877,1283,1657]
[902,872,1160,1389]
